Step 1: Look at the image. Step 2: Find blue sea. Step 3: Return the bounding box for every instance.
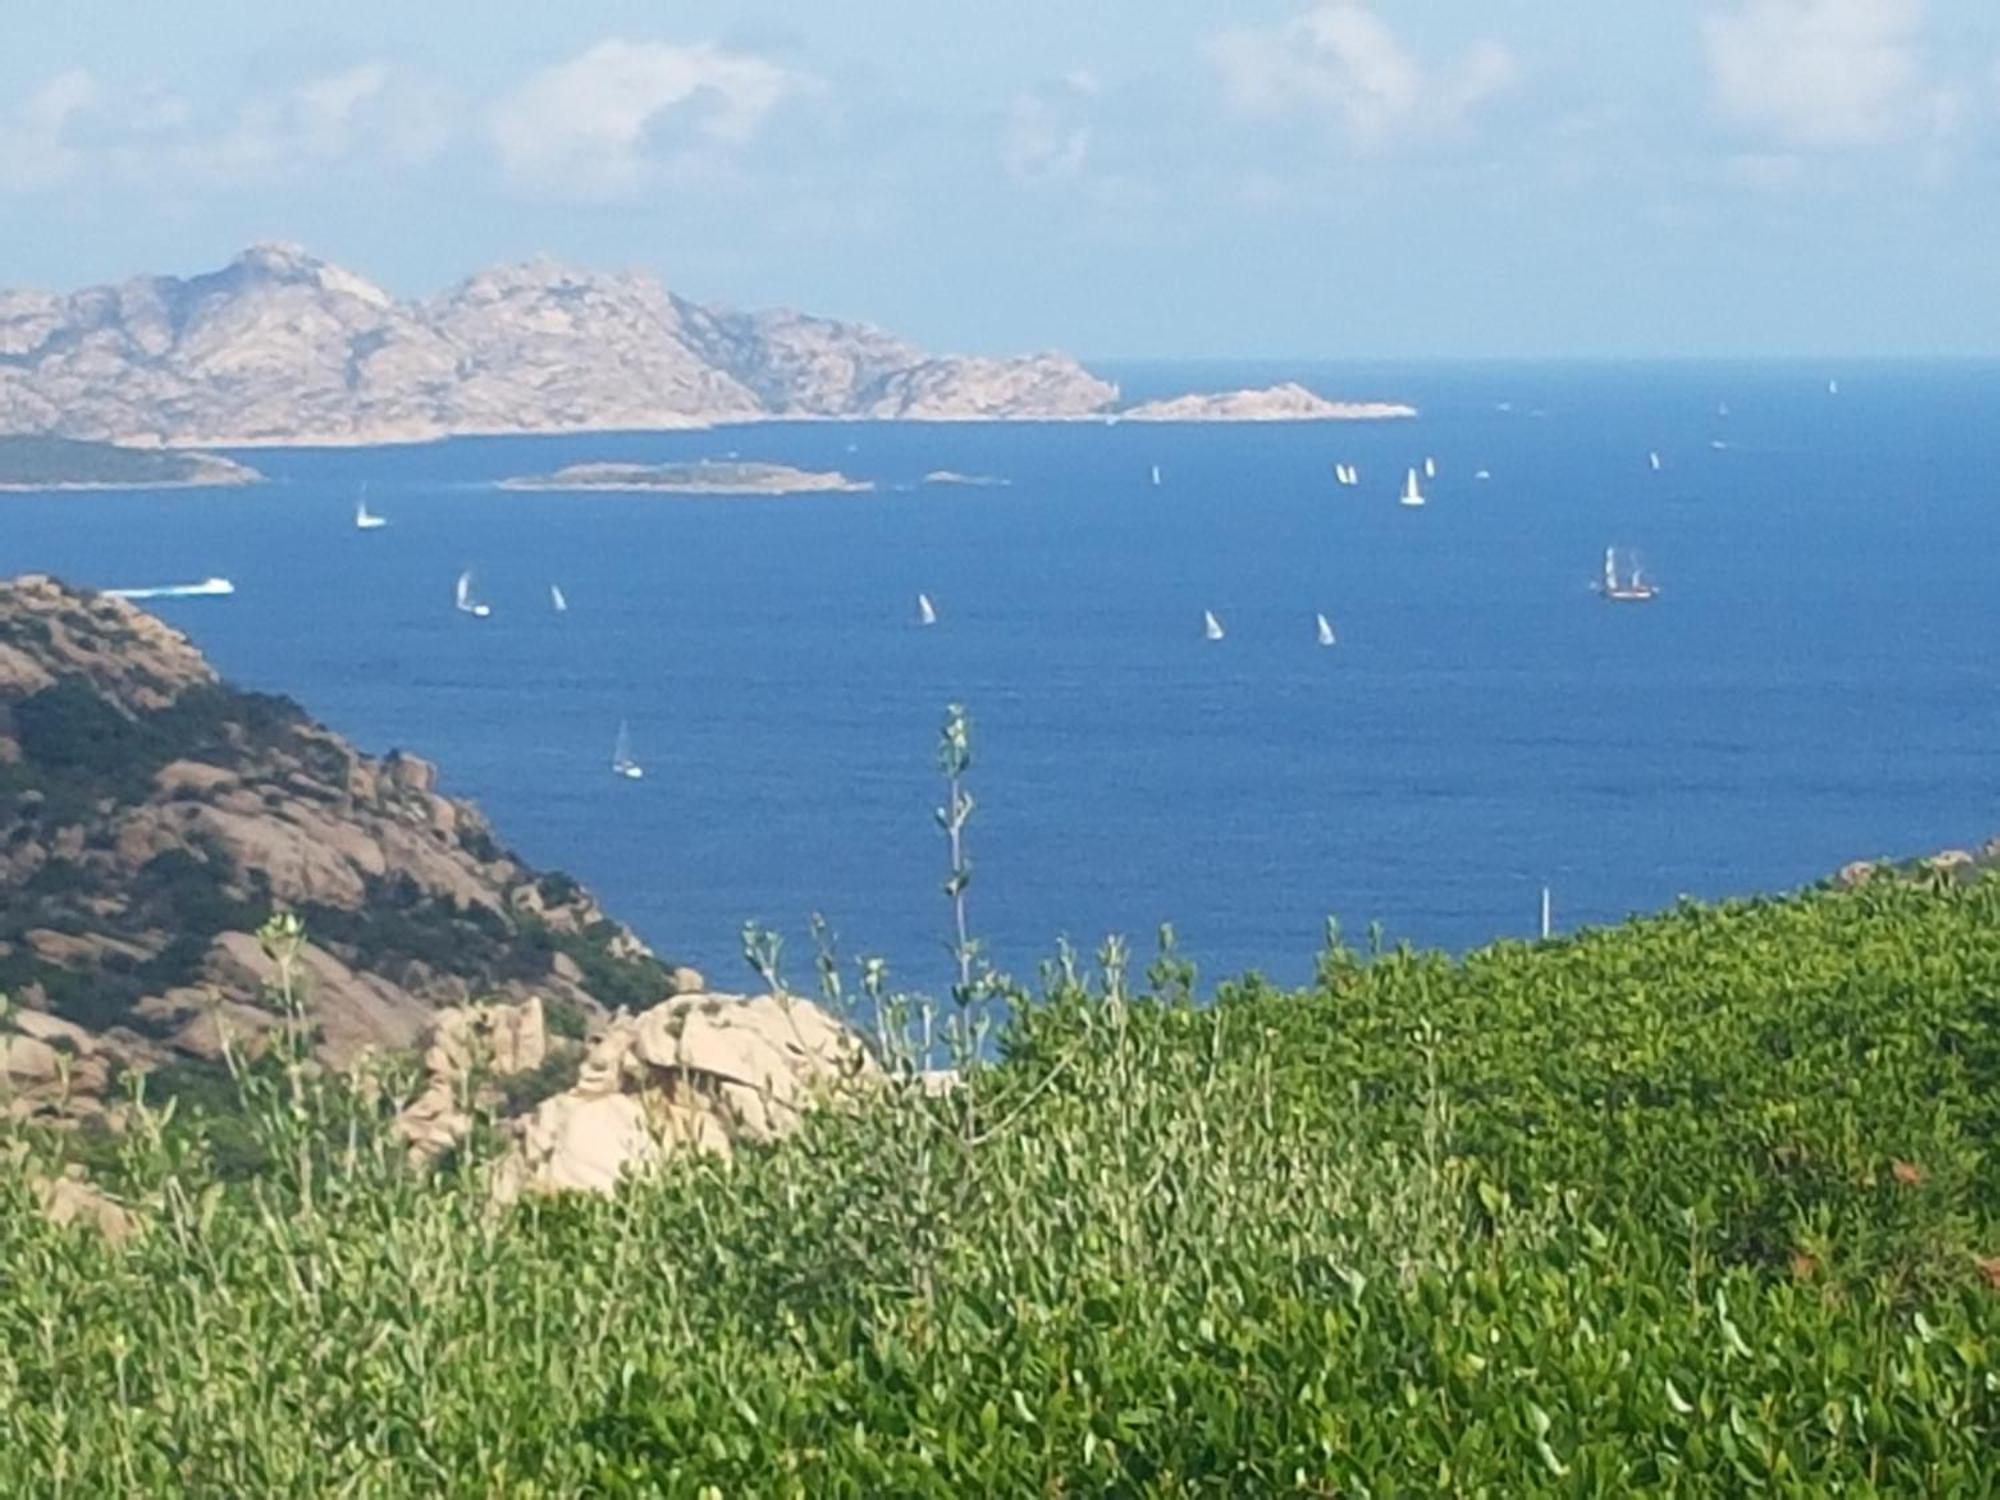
[8,361,1997,994]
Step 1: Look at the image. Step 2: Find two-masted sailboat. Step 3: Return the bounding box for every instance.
[1598,547,1658,603]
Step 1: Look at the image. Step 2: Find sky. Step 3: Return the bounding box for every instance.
[2,0,1998,358]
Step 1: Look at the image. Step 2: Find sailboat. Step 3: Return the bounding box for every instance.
[454,569,492,618]
[1423,456,1437,480]
[1474,469,1492,481]
[1150,464,1163,487]
[1827,378,1840,396]
[611,721,644,779]
[1399,468,1426,508]
[549,584,568,613]
[1316,613,1336,647]
[1598,546,1658,603]
[354,485,387,530]
[917,593,937,626]
[1649,451,1662,473]
[1203,609,1225,642]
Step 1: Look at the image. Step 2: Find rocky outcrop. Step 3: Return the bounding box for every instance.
[1833,840,2000,889]
[492,990,876,1200]
[0,574,685,1119]
[393,996,551,1163]
[0,244,1119,445]
[1120,382,1416,422]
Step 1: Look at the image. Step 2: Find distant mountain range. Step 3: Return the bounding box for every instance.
[0,244,1123,447]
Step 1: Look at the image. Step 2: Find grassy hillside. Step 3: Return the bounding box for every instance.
[3,874,1998,1493]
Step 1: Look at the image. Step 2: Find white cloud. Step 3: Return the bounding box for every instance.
[489,39,805,198]
[0,63,454,195]
[1701,0,1928,148]
[1210,4,1517,150]
[1002,73,1098,185]
[0,70,101,190]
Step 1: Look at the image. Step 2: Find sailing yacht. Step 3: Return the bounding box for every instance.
[1649,451,1662,473]
[1150,464,1163,487]
[1423,456,1437,480]
[1827,378,1840,396]
[454,569,492,618]
[1598,547,1659,603]
[917,593,937,626]
[1399,468,1426,508]
[611,721,644,779]
[354,486,387,530]
[1203,609,1225,642]
[1316,613,1336,647]
[549,584,568,613]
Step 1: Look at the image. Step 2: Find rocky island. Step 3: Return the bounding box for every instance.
[498,459,871,495]
[1120,382,1416,422]
[0,244,1121,446]
[0,245,1418,447]
[0,435,262,491]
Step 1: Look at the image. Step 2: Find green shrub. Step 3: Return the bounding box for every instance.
[2,879,1997,1492]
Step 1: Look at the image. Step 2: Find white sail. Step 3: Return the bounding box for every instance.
[1603,547,1618,593]
[1827,378,1839,396]
[1400,468,1425,507]
[1150,464,1162,487]
[917,592,937,626]
[1316,613,1335,647]
[1203,609,1225,642]
[1423,456,1437,479]
[612,720,643,779]
[354,485,387,530]
[550,584,568,613]
[455,569,491,618]
[1649,450,1662,472]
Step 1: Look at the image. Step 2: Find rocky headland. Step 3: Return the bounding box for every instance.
[0,575,694,1122]
[0,572,885,1198]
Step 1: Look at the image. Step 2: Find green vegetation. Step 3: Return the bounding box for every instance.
[0,434,260,488]
[2,872,1997,1493]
